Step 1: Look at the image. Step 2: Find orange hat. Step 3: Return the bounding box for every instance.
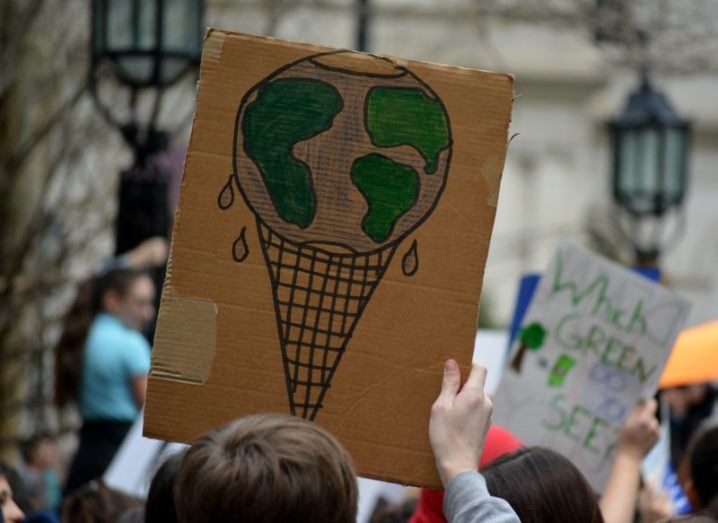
[660,320,718,389]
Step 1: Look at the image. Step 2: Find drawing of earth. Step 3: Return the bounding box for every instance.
[232,51,452,253]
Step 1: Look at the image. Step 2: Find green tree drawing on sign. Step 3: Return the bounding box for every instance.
[510,322,547,373]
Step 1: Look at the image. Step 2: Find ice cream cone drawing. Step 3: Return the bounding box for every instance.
[218,51,452,420]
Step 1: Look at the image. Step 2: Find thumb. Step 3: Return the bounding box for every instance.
[643,398,658,416]
[438,359,461,404]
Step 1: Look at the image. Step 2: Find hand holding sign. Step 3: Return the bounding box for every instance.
[429,360,493,487]
[600,400,662,523]
[618,399,660,460]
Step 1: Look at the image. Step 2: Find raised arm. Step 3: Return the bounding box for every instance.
[600,399,661,523]
[429,359,520,523]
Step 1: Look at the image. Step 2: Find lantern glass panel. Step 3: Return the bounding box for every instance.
[160,0,202,85]
[638,128,659,197]
[663,128,686,204]
[115,56,156,86]
[106,1,156,51]
[617,127,662,215]
[164,0,201,53]
[92,0,202,88]
[106,1,158,86]
[617,129,637,196]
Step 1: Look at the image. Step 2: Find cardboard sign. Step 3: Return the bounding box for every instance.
[493,242,690,492]
[143,30,514,487]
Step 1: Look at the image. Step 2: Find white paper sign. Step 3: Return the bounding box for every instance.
[493,242,690,492]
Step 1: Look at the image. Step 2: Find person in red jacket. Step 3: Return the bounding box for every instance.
[410,425,523,523]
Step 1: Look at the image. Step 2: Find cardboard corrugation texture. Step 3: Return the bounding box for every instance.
[144,30,513,488]
[149,285,217,383]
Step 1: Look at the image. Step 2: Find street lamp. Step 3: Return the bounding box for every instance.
[609,71,691,263]
[90,0,203,164]
[90,0,204,256]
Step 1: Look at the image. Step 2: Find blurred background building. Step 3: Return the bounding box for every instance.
[2,0,717,453]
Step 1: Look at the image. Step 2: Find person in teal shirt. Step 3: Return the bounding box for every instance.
[79,312,150,422]
[57,268,155,495]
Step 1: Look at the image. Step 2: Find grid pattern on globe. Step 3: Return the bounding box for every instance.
[258,222,396,420]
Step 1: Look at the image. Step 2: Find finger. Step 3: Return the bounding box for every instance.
[644,398,658,416]
[649,419,661,435]
[438,359,461,403]
[463,362,488,392]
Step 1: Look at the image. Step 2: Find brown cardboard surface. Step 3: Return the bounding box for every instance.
[144,30,513,488]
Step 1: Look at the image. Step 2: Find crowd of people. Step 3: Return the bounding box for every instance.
[1,357,717,523]
[0,238,715,522]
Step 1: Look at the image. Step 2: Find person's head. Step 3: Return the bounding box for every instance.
[61,480,143,523]
[20,434,56,469]
[664,384,711,413]
[145,452,183,523]
[97,269,156,331]
[0,463,25,523]
[55,268,155,407]
[682,424,718,511]
[175,413,358,523]
[482,447,604,523]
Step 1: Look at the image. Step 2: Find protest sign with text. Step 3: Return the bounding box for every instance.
[493,241,690,492]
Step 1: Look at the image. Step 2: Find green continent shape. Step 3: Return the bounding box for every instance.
[242,78,342,228]
[366,87,449,174]
[351,153,419,243]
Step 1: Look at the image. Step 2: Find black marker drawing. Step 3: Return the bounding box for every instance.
[219,50,453,420]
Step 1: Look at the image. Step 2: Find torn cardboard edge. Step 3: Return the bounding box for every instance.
[202,28,515,86]
[203,28,225,63]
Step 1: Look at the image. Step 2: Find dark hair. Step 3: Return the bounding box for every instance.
[175,413,358,523]
[688,424,718,509]
[482,447,604,523]
[0,461,31,514]
[54,269,147,407]
[60,481,143,523]
[145,452,183,523]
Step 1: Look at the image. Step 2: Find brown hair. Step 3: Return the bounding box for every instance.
[482,447,604,523]
[54,269,147,407]
[175,413,358,523]
[60,481,143,523]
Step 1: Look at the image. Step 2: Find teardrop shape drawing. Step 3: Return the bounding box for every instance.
[218,175,235,209]
[401,239,419,276]
[233,227,249,262]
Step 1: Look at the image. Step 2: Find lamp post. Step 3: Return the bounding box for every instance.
[356,0,370,52]
[609,70,691,265]
[90,0,203,254]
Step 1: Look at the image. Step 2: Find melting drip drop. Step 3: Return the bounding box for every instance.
[233,227,249,262]
[218,175,235,209]
[401,240,419,276]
